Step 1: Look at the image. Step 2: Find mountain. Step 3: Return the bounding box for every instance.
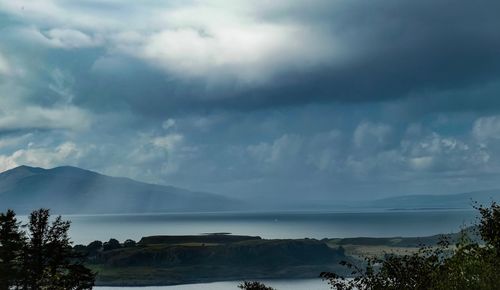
[0,165,240,214]
[369,189,500,210]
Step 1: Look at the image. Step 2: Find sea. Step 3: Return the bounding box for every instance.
[67,209,477,245]
[66,209,476,289]
[95,279,330,289]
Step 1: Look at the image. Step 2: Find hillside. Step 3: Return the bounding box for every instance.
[0,165,239,214]
[82,230,478,286]
[80,234,346,286]
[369,189,500,210]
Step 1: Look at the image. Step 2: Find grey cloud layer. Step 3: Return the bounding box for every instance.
[1,1,500,202]
[2,0,499,114]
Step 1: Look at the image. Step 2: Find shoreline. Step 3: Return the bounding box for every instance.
[83,230,471,287]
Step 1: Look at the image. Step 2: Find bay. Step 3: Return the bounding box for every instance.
[95,279,330,290]
[66,209,477,245]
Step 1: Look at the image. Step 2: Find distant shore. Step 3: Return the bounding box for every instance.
[79,231,467,286]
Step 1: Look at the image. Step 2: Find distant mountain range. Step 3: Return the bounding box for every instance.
[0,165,240,214]
[1,165,499,214]
[369,189,500,210]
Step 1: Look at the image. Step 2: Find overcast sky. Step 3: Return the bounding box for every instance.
[1,0,500,203]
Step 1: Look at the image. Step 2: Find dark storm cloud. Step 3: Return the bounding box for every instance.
[212,0,500,111]
[1,0,498,118]
[61,0,500,117]
[1,1,500,202]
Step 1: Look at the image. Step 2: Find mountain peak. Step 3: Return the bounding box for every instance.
[47,165,98,175]
[1,165,46,176]
[1,165,98,176]
[12,164,44,171]
[0,164,238,214]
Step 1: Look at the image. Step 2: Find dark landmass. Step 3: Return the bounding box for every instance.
[0,165,240,214]
[80,234,346,286]
[139,234,262,245]
[2,165,499,215]
[324,227,481,261]
[79,230,480,286]
[387,207,465,211]
[368,189,500,210]
[327,226,479,247]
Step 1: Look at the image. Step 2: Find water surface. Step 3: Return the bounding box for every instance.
[96,279,329,290]
[67,209,476,244]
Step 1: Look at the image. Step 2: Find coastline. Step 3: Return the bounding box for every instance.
[83,231,470,287]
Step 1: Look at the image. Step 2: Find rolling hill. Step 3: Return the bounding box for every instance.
[0,165,239,214]
[369,189,500,210]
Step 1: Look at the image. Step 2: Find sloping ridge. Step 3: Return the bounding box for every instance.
[371,189,500,210]
[0,165,239,214]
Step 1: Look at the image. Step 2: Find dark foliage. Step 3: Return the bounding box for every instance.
[476,202,500,250]
[0,208,95,289]
[103,238,121,251]
[86,240,103,254]
[321,202,500,290]
[238,281,276,290]
[0,210,24,289]
[123,239,136,248]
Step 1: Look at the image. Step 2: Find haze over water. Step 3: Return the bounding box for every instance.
[67,209,476,245]
[95,279,329,290]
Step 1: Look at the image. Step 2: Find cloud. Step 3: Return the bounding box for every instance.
[48,68,75,104]
[1,1,336,83]
[162,119,176,130]
[0,142,84,172]
[0,106,91,132]
[0,133,33,150]
[247,134,303,168]
[353,122,393,149]
[10,27,100,50]
[1,0,500,201]
[0,52,11,76]
[152,133,183,152]
[0,53,91,133]
[43,28,101,49]
[131,22,334,84]
[400,133,488,172]
[473,116,500,140]
[0,155,18,173]
[1,0,499,114]
[408,156,434,171]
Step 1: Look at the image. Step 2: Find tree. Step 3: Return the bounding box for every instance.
[0,208,95,289]
[123,239,136,248]
[238,281,276,290]
[86,240,103,254]
[103,238,121,251]
[476,201,500,251]
[22,209,95,289]
[320,202,500,290]
[0,209,24,289]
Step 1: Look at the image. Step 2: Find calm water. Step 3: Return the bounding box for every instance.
[66,209,477,245]
[81,210,474,289]
[95,279,329,290]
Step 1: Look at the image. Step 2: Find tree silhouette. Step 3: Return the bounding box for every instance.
[238,281,276,290]
[103,238,121,251]
[320,202,500,290]
[123,239,136,248]
[239,203,500,290]
[0,210,25,289]
[0,208,95,289]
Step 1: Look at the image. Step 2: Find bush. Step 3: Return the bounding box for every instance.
[321,202,500,290]
[123,239,136,248]
[103,238,121,251]
[238,281,276,290]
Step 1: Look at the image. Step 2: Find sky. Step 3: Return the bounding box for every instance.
[0,0,500,204]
